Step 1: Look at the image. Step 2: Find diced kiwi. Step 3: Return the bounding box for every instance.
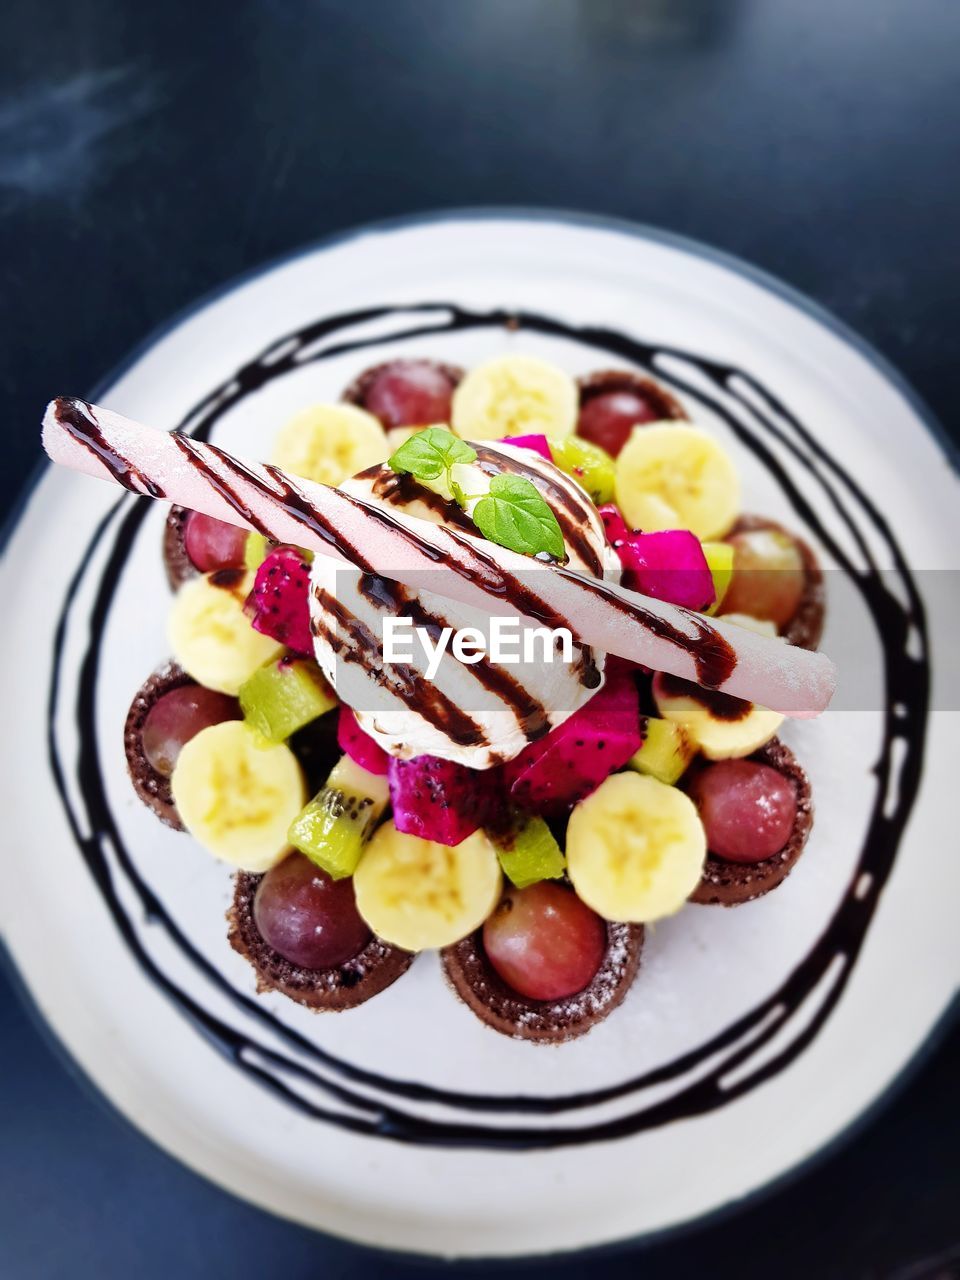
[288,755,390,879]
[701,541,735,614]
[244,532,270,572]
[494,813,566,889]
[628,717,695,786]
[239,657,336,743]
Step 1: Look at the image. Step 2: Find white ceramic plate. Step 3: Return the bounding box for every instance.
[3,212,958,1260]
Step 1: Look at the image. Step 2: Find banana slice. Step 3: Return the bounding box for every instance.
[171,721,306,871]
[451,354,577,440]
[353,822,502,951]
[614,424,740,539]
[168,570,284,695]
[652,671,784,759]
[567,772,706,922]
[271,403,387,486]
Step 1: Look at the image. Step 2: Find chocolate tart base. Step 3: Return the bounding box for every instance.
[441,919,644,1044]
[123,663,198,830]
[162,504,198,591]
[577,369,688,422]
[689,738,813,907]
[229,871,414,1010]
[340,359,465,422]
[723,514,825,651]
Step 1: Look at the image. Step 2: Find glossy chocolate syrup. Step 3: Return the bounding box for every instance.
[367,469,476,533]
[656,673,751,721]
[473,443,605,577]
[57,396,164,497]
[48,301,929,1149]
[355,573,551,741]
[314,586,486,748]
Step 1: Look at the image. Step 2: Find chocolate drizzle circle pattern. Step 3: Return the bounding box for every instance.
[47,302,929,1149]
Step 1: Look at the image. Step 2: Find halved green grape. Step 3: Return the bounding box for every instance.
[628,717,695,786]
[493,814,566,889]
[239,657,336,744]
[288,755,389,879]
[548,436,615,506]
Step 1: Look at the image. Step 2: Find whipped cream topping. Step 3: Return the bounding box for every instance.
[310,443,621,769]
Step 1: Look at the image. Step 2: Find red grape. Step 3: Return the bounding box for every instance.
[254,854,371,969]
[577,390,664,457]
[363,361,454,428]
[142,685,240,776]
[720,529,805,628]
[689,760,797,862]
[482,883,606,1001]
[184,510,249,573]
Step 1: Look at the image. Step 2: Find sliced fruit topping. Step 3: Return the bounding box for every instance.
[171,721,306,870]
[452,354,577,441]
[482,882,606,1001]
[652,671,784,760]
[244,532,271,572]
[566,772,706,923]
[337,706,389,776]
[701,540,735,614]
[184,510,249,573]
[271,403,386,487]
[628,716,695,786]
[498,433,552,460]
[719,527,807,629]
[288,754,389,880]
[253,852,371,969]
[549,436,615,505]
[688,759,798,863]
[387,754,501,847]
[246,547,313,656]
[362,359,457,429]
[168,569,284,695]
[504,671,642,815]
[142,685,240,776]
[600,506,715,610]
[614,424,740,540]
[493,813,565,889]
[353,823,502,951]
[239,656,336,744]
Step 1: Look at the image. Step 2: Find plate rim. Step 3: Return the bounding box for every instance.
[2,206,958,1261]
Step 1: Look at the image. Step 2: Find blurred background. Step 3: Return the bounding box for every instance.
[2,0,958,1276]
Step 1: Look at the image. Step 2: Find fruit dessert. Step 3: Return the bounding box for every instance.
[43,355,832,1043]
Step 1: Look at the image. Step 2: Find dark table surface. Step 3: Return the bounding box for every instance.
[2,1,958,1276]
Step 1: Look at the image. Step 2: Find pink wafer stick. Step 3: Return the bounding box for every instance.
[42,397,836,717]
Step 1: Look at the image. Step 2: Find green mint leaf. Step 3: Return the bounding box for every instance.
[472,474,566,560]
[388,427,476,482]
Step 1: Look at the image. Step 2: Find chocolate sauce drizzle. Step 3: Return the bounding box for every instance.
[354,572,551,741]
[53,399,727,697]
[473,443,605,577]
[656,674,751,721]
[47,301,929,1149]
[58,395,165,497]
[315,585,486,748]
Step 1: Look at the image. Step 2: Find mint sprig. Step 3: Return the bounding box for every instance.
[473,474,566,560]
[388,427,476,485]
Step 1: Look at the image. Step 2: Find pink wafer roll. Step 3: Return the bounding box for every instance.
[42,397,836,717]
